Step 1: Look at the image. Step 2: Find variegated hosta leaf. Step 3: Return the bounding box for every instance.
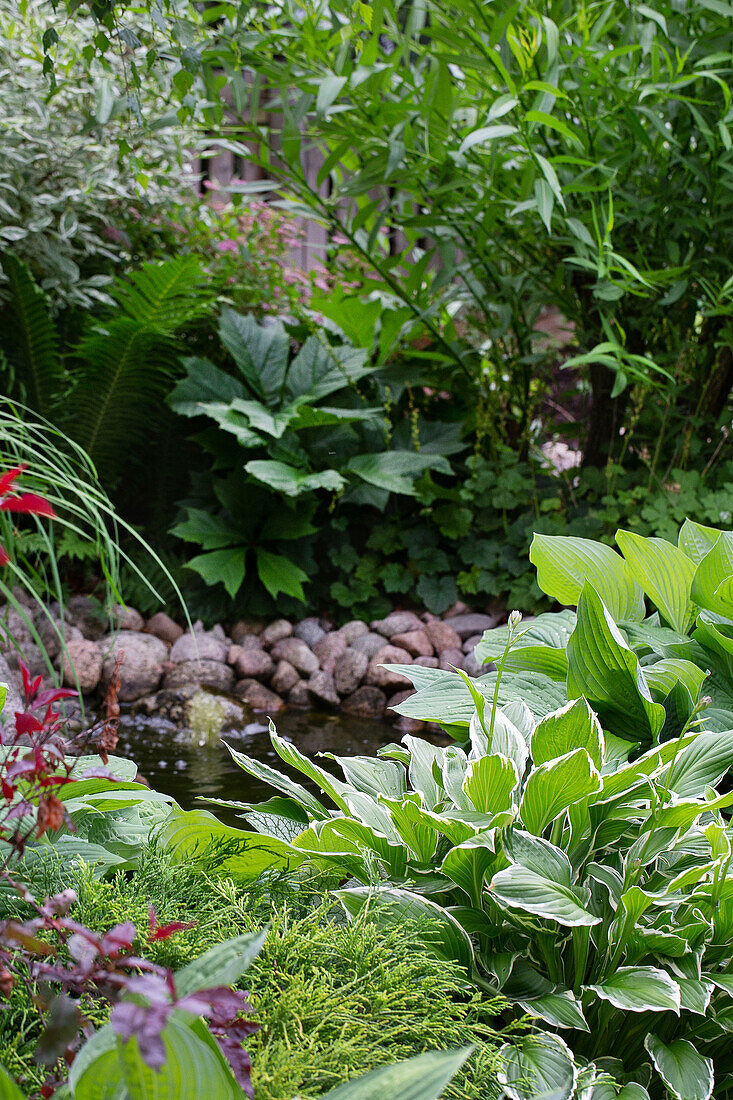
[644,1035,713,1100]
[498,1033,577,1100]
[531,697,604,771]
[587,966,681,1014]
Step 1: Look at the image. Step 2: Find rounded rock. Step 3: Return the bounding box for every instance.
[61,638,103,695]
[439,647,465,671]
[350,631,387,659]
[334,647,368,696]
[307,669,340,708]
[293,617,326,648]
[112,604,144,632]
[288,680,311,707]
[366,645,413,689]
[99,631,168,702]
[370,611,423,638]
[233,679,285,713]
[340,620,369,644]
[260,619,293,647]
[227,645,274,680]
[342,685,387,719]
[163,659,235,693]
[170,631,228,664]
[390,629,433,658]
[144,612,183,645]
[231,619,265,643]
[272,660,300,695]
[424,620,462,653]
[313,632,348,672]
[270,637,319,675]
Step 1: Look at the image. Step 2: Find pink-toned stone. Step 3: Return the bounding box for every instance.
[61,639,103,694]
[307,669,340,707]
[463,633,484,653]
[227,646,274,679]
[145,612,183,645]
[233,679,284,712]
[272,660,300,695]
[340,620,369,644]
[113,604,144,632]
[413,656,439,668]
[270,637,319,675]
[260,619,293,647]
[288,680,311,707]
[342,685,387,718]
[371,611,423,638]
[313,632,348,672]
[231,619,265,643]
[334,648,368,695]
[366,645,412,689]
[443,601,471,618]
[390,629,433,658]
[395,715,425,735]
[424,620,462,653]
[386,689,414,710]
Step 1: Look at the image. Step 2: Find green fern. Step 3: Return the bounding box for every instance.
[0,252,63,416]
[68,257,211,484]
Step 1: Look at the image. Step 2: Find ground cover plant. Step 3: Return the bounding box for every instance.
[163,518,733,1098]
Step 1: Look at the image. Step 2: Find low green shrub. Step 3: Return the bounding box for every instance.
[4,850,506,1100]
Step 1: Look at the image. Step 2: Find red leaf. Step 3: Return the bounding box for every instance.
[0,465,26,495]
[0,492,57,518]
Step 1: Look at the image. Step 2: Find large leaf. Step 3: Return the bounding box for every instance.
[218,307,289,404]
[644,1035,713,1100]
[169,357,245,418]
[530,698,604,771]
[661,729,733,798]
[225,740,330,818]
[529,534,644,621]
[616,529,698,633]
[389,668,567,726]
[474,610,577,680]
[158,807,302,879]
[186,548,247,598]
[175,930,266,996]
[346,451,451,496]
[491,836,599,927]
[520,748,600,835]
[678,519,721,565]
[336,886,475,971]
[319,1047,473,1100]
[463,754,519,814]
[690,532,733,617]
[588,967,680,1014]
[566,585,665,743]
[255,548,309,601]
[0,1063,25,1100]
[284,337,373,403]
[498,1034,577,1100]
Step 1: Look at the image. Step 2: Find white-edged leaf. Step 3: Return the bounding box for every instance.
[644,1035,713,1100]
[498,1033,577,1100]
[588,967,680,1014]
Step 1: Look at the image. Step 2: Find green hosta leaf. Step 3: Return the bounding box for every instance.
[319,1047,473,1100]
[566,585,665,743]
[518,991,589,1031]
[661,729,733,798]
[225,741,330,818]
[619,620,693,659]
[335,886,475,971]
[346,451,451,496]
[475,610,576,670]
[616,530,699,633]
[490,865,600,927]
[520,748,600,835]
[469,707,528,777]
[589,1080,650,1100]
[588,967,680,1014]
[644,1035,713,1100]
[439,835,496,906]
[245,459,345,497]
[158,807,302,880]
[0,1063,25,1099]
[678,519,721,565]
[531,698,604,770]
[175,930,266,996]
[642,658,707,706]
[498,1034,577,1100]
[389,669,567,726]
[463,754,519,814]
[255,549,309,601]
[185,548,246,598]
[691,532,733,617]
[530,534,644,621]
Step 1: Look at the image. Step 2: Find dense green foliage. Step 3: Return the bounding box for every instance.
[2,851,504,1099]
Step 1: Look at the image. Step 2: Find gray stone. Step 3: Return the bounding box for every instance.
[439,647,465,671]
[36,619,83,660]
[144,612,183,645]
[112,604,144,632]
[210,623,227,642]
[99,631,168,701]
[443,601,471,619]
[1,607,33,648]
[260,619,293,647]
[334,647,368,695]
[61,639,103,694]
[413,656,439,668]
[340,620,369,644]
[440,613,500,639]
[313,632,348,672]
[7,641,46,679]
[386,689,414,710]
[170,630,228,664]
[163,658,235,693]
[370,611,423,638]
[229,633,262,652]
[66,594,108,640]
[270,637,319,675]
[463,633,484,654]
[350,631,387,659]
[462,651,486,678]
[233,678,285,713]
[272,660,300,695]
[424,620,462,653]
[293,617,326,647]
[227,646,273,680]
[390,629,433,657]
[366,645,413,689]
[307,669,340,708]
[342,685,387,719]
[0,651,25,722]
[231,619,264,643]
[288,680,311,707]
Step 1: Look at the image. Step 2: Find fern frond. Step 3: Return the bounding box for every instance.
[112,256,211,334]
[0,252,62,416]
[70,320,181,484]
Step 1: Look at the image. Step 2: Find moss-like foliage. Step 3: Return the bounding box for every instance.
[0,847,510,1099]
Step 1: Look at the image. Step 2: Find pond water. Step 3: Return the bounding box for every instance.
[115,709,409,824]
